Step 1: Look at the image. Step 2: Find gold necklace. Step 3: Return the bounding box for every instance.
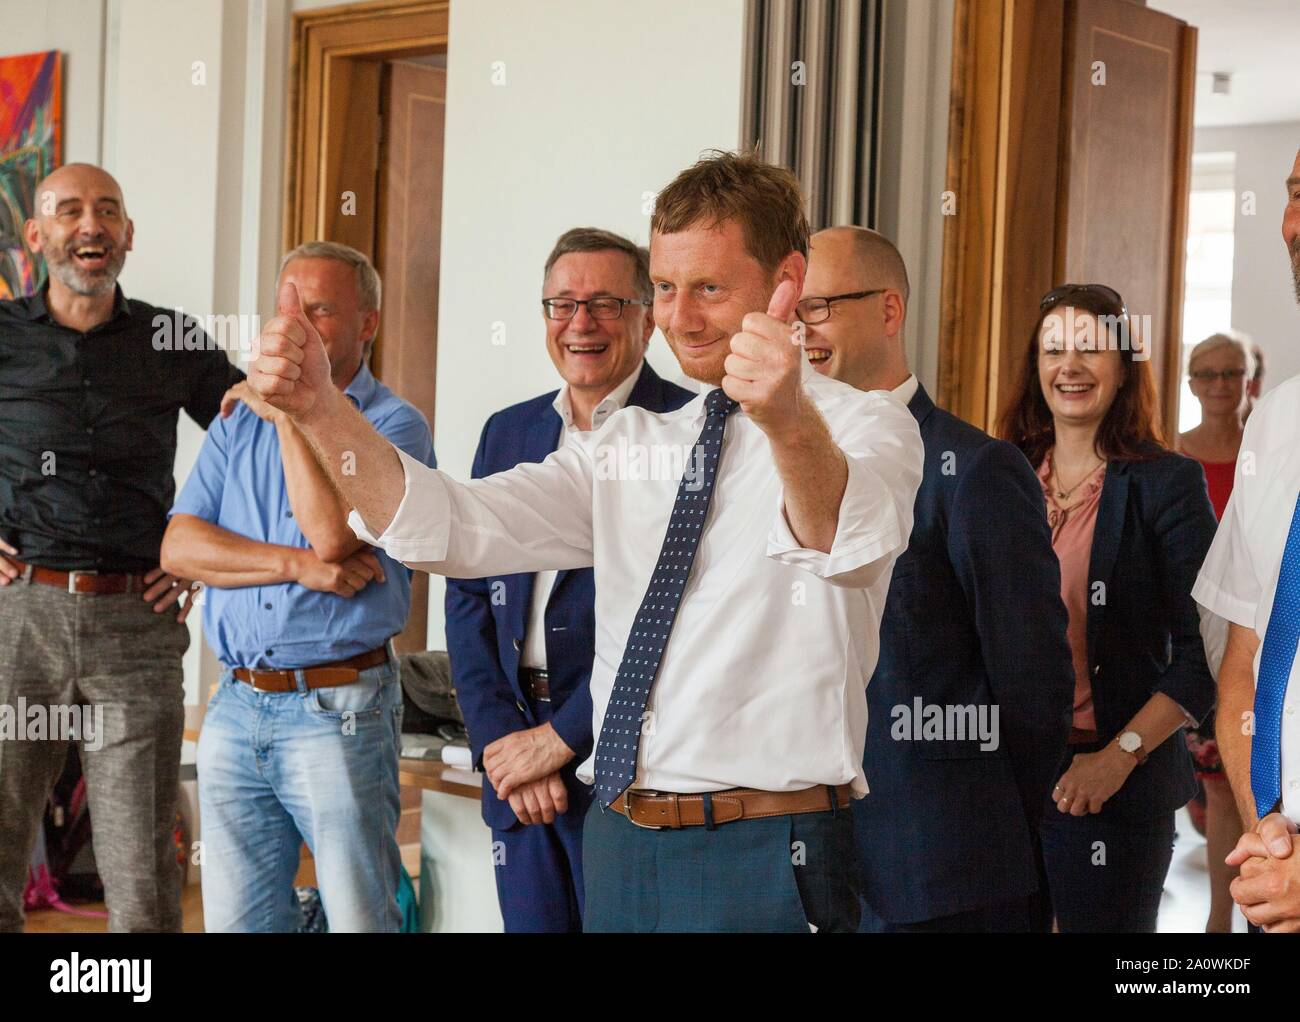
[1052,457,1103,501]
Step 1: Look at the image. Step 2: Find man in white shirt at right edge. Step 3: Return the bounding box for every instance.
[1193,145,1300,932]
[246,150,923,933]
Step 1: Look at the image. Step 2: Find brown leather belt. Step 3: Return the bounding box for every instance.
[611,783,852,829]
[24,565,147,595]
[1068,727,1100,745]
[233,646,389,693]
[521,668,550,702]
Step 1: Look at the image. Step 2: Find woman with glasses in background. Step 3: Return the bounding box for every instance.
[999,284,1217,932]
[1177,330,1257,932]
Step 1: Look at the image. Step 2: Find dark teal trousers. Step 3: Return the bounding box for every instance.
[582,792,859,933]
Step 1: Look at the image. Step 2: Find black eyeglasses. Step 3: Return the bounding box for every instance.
[1190,368,1248,383]
[795,289,885,325]
[542,297,650,321]
[1039,283,1128,319]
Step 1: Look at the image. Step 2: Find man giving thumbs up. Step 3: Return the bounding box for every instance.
[250,153,922,933]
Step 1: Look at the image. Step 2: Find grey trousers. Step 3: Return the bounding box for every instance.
[0,581,189,932]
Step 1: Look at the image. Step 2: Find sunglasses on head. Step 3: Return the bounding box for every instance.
[1039,283,1129,319]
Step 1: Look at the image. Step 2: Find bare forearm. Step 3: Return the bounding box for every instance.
[1219,638,1262,828]
[292,389,407,538]
[162,515,303,588]
[275,415,363,561]
[768,406,847,553]
[1124,691,1193,753]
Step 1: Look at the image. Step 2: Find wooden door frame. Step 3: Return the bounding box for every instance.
[938,0,1066,433]
[283,0,449,656]
[283,0,449,252]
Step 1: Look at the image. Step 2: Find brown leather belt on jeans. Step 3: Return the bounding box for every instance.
[611,783,852,829]
[24,565,147,595]
[233,646,389,693]
[521,668,550,702]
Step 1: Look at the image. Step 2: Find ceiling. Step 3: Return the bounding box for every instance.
[1149,0,1300,127]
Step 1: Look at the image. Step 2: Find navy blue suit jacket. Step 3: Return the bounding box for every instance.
[444,363,693,830]
[1066,445,1218,817]
[855,383,1075,924]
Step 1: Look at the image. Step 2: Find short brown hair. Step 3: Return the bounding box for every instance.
[997,287,1165,467]
[651,149,809,272]
[543,227,651,302]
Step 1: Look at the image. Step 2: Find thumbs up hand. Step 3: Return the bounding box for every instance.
[248,281,334,422]
[722,278,807,435]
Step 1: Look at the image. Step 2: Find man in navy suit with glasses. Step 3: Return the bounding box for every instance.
[444,228,692,931]
[800,226,1074,932]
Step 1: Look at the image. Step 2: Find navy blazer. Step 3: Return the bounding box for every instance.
[444,362,693,830]
[855,383,1075,924]
[1066,445,1218,818]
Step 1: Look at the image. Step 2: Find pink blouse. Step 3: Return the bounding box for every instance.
[1038,453,1108,734]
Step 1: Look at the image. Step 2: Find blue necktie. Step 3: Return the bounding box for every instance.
[593,387,737,807]
[1251,494,1300,817]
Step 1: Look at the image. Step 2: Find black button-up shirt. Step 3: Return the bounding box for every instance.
[0,285,243,572]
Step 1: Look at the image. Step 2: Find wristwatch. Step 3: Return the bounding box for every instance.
[1116,730,1148,765]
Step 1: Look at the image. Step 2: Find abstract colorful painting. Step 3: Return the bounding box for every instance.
[0,50,62,300]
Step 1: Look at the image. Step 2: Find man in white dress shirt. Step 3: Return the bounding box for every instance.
[247,151,923,932]
[1195,147,1300,931]
[444,227,692,931]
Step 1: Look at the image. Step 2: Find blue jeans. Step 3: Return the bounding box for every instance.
[197,659,403,932]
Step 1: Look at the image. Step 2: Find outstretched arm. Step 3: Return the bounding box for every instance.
[248,281,595,578]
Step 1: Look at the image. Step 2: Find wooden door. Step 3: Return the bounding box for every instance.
[940,0,1196,434]
[1056,0,1196,433]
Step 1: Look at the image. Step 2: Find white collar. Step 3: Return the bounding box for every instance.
[552,361,644,430]
[891,374,919,404]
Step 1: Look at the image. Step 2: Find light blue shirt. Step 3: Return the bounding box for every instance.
[171,362,435,668]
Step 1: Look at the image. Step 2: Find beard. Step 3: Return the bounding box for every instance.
[1292,239,1300,306]
[664,331,730,385]
[42,234,126,297]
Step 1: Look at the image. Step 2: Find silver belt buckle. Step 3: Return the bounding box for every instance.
[67,569,98,594]
[624,789,667,829]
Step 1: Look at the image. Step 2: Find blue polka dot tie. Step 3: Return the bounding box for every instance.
[593,387,738,807]
[1251,493,1300,818]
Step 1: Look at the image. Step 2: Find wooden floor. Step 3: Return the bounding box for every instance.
[25,883,206,933]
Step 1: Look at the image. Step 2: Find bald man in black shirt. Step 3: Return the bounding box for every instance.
[0,163,241,932]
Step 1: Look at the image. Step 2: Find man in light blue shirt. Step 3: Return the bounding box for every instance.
[162,242,434,932]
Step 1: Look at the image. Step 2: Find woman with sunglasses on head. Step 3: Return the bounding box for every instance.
[1177,331,1256,932]
[998,284,1218,932]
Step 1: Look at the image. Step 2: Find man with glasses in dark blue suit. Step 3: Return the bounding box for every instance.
[445,228,692,931]
[800,226,1074,932]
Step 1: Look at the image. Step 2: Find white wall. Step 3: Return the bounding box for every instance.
[426,0,747,645]
[877,0,953,396]
[0,0,106,165]
[1194,121,1300,395]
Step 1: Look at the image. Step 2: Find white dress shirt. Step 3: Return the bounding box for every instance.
[521,364,643,670]
[352,361,923,795]
[1193,374,1300,821]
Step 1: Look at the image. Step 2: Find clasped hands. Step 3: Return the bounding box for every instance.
[483,723,576,826]
[1227,812,1300,932]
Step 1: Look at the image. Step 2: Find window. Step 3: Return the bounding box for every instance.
[1178,151,1236,434]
